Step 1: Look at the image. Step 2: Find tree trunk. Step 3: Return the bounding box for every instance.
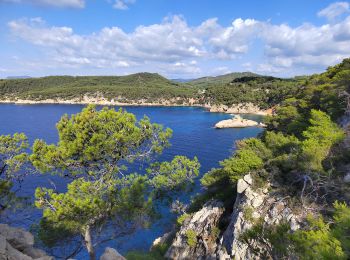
[84,225,96,260]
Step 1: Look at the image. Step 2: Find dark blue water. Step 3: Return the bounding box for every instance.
[0,104,263,258]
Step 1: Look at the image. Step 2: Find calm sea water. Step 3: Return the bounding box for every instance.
[0,104,263,258]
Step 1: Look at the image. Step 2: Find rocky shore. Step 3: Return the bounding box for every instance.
[0,224,53,260]
[207,103,272,115]
[0,97,272,116]
[215,115,266,128]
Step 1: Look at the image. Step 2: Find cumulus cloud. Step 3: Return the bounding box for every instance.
[0,0,85,8]
[113,0,135,10]
[8,16,205,71]
[200,18,262,59]
[6,2,350,77]
[318,2,349,21]
[259,16,350,73]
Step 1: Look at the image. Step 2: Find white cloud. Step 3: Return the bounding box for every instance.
[212,66,231,75]
[196,18,262,59]
[0,0,85,8]
[6,3,350,77]
[8,16,206,69]
[318,2,349,21]
[260,16,350,73]
[113,0,135,10]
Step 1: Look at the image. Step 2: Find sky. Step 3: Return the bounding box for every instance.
[0,0,350,79]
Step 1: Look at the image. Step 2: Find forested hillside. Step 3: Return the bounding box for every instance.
[0,73,199,101]
[0,72,301,110]
[186,72,258,87]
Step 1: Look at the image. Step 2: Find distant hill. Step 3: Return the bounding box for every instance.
[0,72,199,101]
[187,72,259,87]
[0,71,301,109]
[6,76,31,79]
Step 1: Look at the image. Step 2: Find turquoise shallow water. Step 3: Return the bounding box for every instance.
[0,104,263,258]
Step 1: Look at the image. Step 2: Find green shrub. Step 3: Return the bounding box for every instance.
[185,229,197,248]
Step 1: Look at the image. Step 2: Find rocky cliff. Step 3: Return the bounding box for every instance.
[165,201,224,260]
[165,174,307,260]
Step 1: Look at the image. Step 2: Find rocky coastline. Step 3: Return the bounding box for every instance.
[0,96,272,116]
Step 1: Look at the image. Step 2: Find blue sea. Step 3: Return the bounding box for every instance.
[0,104,263,258]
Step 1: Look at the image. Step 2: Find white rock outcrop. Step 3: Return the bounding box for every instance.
[100,247,126,260]
[215,115,259,128]
[217,174,303,260]
[164,173,307,260]
[165,200,224,260]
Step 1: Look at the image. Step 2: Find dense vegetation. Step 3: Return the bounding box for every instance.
[186,72,258,87]
[0,72,300,109]
[0,73,198,102]
[203,75,300,109]
[198,58,350,259]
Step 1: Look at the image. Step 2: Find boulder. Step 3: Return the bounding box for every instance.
[100,247,125,260]
[0,224,34,247]
[0,224,53,260]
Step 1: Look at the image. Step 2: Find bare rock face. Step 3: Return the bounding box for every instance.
[0,224,53,260]
[165,200,224,260]
[162,174,308,260]
[217,174,303,260]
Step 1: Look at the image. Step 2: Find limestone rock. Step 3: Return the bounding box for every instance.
[215,115,259,129]
[217,174,305,260]
[208,103,270,116]
[237,179,249,194]
[161,173,309,260]
[100,247,126,260]
[0,224,53,260]
[251,196,264,208]
[151,230,175,250]
[0,224,34,247]
[165,200,224,260]
[243,174,252,185]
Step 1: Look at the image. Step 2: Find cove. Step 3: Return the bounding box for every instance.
[0,104,263,258]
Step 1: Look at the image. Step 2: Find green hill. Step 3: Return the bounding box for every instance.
[0,73,199,101]
[203,75,300,109]
[187,72,259,87]
[0,71,302,109]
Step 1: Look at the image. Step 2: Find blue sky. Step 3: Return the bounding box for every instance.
[0,0,350,78]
